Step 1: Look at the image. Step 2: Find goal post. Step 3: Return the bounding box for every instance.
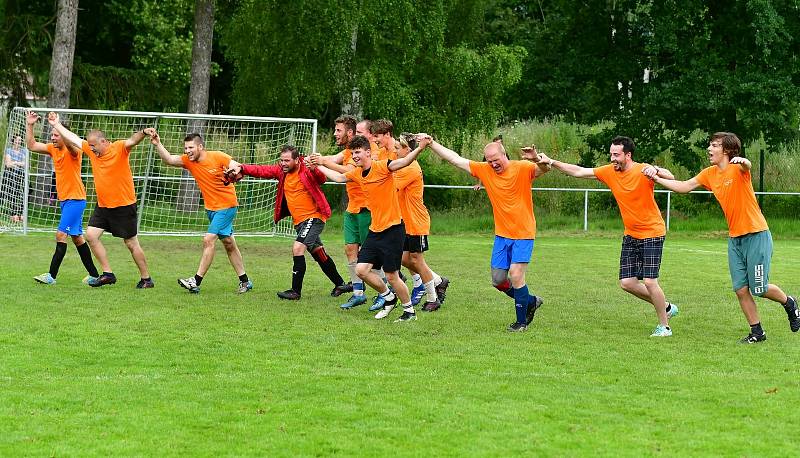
[0,107,317,236]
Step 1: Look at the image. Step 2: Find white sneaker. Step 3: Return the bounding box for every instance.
[178,277,200,293]
[650,324,672,337]
[374,303,396,319]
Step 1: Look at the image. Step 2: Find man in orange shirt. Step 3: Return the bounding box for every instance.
[51,116,153,289]
[426,136,549,332]
[538,136,679,337]
[227,145,347,300]
[653,132,799,343]
[370,119,398,161]
[314,135,427,322]
[394,134,449,312]
[150,132,252,294]
[25,111,99,285]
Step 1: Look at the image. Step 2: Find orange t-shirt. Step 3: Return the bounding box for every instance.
[376,145,397,161]
[593,163,665,239]
[394,160,430,235]
[83,140,136,208]
[469,160,537,239]
[695,165,768,237]
[345,160,402,232]
[46,143,86,201]
[341,142,382,213]
[284,169,325,225]
[182,150,238,211]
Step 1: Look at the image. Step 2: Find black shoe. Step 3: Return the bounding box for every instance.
[422,299,441,312]
[277,289,301,300]
[507,322,527,332]
[330,282,353,297]
[136,278,155,289]
[526,295,543,325]
[393,311,417,322]
[435,277,450,304]
[785,296,800,332]
[739,332,767,344]
[89,272,117,288]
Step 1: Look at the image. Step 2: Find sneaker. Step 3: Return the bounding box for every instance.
[369,295,387,312]
[340,294,367,309]
[238,280,253,294]
[330,282,353,297]
[178,277,200,293]
[88,273,117,287]
[136,278,155,289]
[34,273,56,285]
[375,300,397,320]
[277,289,301,300]
[526,295,543,325]
[507,322,527,332]
[667,303,680,318]
[785,296,800,332]
[650,324,673,337]
[422,299,441,312]
[739,332,767,344]
[394,311,417,322]
[82,275,97,286]
[410,284,426,305]
[435,277,450,304]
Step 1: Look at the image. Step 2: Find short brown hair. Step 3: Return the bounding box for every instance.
[348,135,371,151]
[711,132,742,158]
[184,133,204,145]
[334,115,357,133]
[280,144,300,159]
[370,119,393,136]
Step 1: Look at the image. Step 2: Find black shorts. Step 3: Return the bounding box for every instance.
[403,234,429,253]
[295,218,325,251]
[619,235,665,280]
[88,203,138,239]
[358,223,405,272]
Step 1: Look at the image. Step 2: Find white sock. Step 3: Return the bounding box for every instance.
[432,271,442,286]
[347,261,359,284]
[402,302,415,313]
[380,289,396,302]
[412,274,422,288]
[424,280,437,302]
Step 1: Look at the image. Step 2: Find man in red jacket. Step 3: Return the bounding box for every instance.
[227,145,347,300]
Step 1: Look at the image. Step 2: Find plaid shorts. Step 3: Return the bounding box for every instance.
[619,235,665,280]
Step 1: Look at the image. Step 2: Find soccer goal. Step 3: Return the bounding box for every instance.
[0,107,317,236]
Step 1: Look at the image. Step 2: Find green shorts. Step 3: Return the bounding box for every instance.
[728,230,772,296]
[343,209,371,245]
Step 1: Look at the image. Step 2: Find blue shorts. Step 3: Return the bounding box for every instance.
[491,236,534,270]
[207,207,237,238]
[58,199,86,236]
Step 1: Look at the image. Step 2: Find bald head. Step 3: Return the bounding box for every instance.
[484,142,510,174]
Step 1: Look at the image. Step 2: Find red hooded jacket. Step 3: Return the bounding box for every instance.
[241,157,331,224]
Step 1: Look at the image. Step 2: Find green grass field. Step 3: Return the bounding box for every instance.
[1,230,799,456]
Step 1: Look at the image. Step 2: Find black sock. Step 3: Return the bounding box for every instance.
[194,274,203,286]
[75,242,99,277]
[239,273,249,283]
[292,255,306,294]
[750,322,764,336]
[317,257,345,286]
[783,296,796,311]
[665,303,672,313]
[49,242,68,278]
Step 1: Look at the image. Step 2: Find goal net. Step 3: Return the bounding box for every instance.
[0,107,317,236]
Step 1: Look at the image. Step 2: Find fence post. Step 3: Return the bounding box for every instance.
[583,190,589,231]
[137,116,160,231]
[666,191,671,231]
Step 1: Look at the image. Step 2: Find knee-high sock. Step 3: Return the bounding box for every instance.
[49,242,68,278]
[312,248,345,286]
[424,279,438,302]
[292,255,306,294]
[75,242,99,277]
[495,279,515,298]
[514,285,530,324]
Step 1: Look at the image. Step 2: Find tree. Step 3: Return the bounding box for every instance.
[187,0,215,116]
[48,0,79,108]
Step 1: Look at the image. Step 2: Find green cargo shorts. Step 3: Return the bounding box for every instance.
[343,208,371,245]
[728,230,772,296]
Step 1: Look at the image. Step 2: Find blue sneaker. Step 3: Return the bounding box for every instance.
[667,303,679,318]
[340,294,367,309]
[237,280,253,294]
[369,295,387,311]
[34,272,56,285]
[410,284,426,305]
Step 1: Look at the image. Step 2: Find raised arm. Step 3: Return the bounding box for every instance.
[124,129,150,150]
[522,146,551,177]
[652,175,701,194]
[25,111,50,154]
[316,164,349,183]
[537,152,597,179]
[308,152,352,174]
[729,156,752,172]
[149,129,184,167]
[426,137,471,173]
[47,112,83,153]
[387,137,429,171]
[642,164,675,180]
